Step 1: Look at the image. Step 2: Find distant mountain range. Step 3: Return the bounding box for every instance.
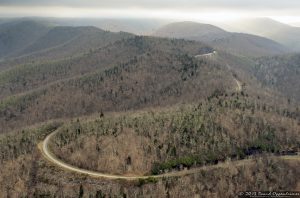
[2,18,299,59]
[15,25,133,59]
[220,18,300,52]
[153,21,290,57]
[0,20,133,68]
[0,20,50,59]
[47,18,167,35]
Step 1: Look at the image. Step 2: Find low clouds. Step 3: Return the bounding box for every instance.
[1,0,300,10]
[0,0,299,23]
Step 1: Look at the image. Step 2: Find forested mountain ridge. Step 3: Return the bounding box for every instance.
[0,37,226,133]
[154,21,290,57]
[0,22,134,71]
[1,34,298,135]
[0,20,50,59]
[0,36,212,99]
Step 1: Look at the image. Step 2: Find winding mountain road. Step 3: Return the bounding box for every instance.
[39,129,299,180]
[195,51,242,92]
[38,50,298,180]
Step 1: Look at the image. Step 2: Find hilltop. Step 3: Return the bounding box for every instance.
[154,21,290,57]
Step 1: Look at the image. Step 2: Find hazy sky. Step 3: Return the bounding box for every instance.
[1,0,300,23]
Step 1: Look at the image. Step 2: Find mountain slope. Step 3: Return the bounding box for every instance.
[1,36,297,133]
[211,33,289,57]
[0,36,212,99]
[254,53,300,101]
[18,26,133,58]
[0,24,134,71]
[227,18,300,52]
[0,20,50,59]
[0,36,219,132]
[154,21,289,57]
[1,92,299,197]
[19,26,96,55]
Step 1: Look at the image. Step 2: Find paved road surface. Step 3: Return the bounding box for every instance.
[195,51,217,58]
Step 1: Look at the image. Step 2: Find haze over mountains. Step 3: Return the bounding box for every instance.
[2,17,299,61]
[47,18,168,35]
[0,20,134,59]
[153,21,290,57]
[220,18,300,52]
[0,20,50,59]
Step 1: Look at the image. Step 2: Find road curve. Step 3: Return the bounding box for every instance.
[39,130,300,180]
[40,130,150,180]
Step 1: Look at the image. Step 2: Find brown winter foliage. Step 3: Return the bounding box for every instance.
[0,22,299,197]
